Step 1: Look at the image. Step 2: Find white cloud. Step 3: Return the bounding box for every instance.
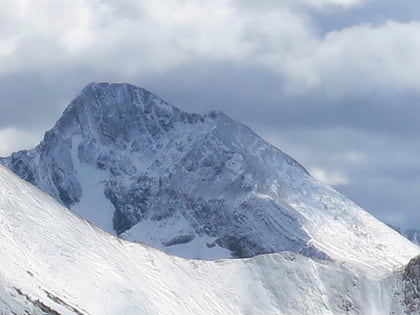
[0,128,42,156]
[284,21,420,95]
[232,0,364,11]
[297,0,364,10]
[1,0,420,96]
[309,167,349,185]
[0,0,344,77]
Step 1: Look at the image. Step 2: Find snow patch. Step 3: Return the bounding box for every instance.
[70,135,115,234]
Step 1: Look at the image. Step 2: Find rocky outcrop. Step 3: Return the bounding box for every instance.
[402,255,420,314]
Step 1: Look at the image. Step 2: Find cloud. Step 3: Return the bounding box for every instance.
[284,21,420,95]
[0,0,256,75]
[309,167,349,185]
[232,0,364,11]
[1,0,419,98]
[0,128,41,157]
[293,0,364,11]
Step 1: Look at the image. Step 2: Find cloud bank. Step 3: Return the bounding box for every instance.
[1,0,420,95]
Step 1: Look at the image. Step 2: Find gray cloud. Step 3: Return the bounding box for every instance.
[3,0,420,94]
[146,62,420,139]
[315,0,420,32]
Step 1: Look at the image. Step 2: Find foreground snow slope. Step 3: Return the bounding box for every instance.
[0,165,412,314]
[1,83,418,274]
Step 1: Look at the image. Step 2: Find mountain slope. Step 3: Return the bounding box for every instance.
[0,164,414,315]
[390,225,420,246]
[1,82,418,274]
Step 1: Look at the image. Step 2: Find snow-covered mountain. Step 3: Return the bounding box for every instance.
[390,225,420,246]
[402,229,420,246]
[0,164,417,315]
[1,83,418,274]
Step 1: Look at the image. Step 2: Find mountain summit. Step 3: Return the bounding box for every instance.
[1,82,417,272]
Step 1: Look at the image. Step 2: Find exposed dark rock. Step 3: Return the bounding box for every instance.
[163,234,195,247]
[402,255,420,314]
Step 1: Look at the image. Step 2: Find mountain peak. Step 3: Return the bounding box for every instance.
[70,81,175,117]
[1,82,418,270]
[80,82,159,103]
[51,82,183,143]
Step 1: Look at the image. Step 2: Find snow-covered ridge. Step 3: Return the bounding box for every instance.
[390,225,420,246]
[0,165,412,314]
[0,82,418,274]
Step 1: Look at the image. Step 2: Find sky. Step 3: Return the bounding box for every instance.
[1,0,419,228]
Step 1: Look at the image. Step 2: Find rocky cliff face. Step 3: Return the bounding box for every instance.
[1,82,418,267]
[387,255,420,315]
[401,256,420,314]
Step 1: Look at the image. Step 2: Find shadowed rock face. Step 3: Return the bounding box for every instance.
[402,255,420,314]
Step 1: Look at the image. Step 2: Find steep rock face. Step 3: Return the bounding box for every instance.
[400,255,420,314]
[387,255,420,315]
[1,82,418,268]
